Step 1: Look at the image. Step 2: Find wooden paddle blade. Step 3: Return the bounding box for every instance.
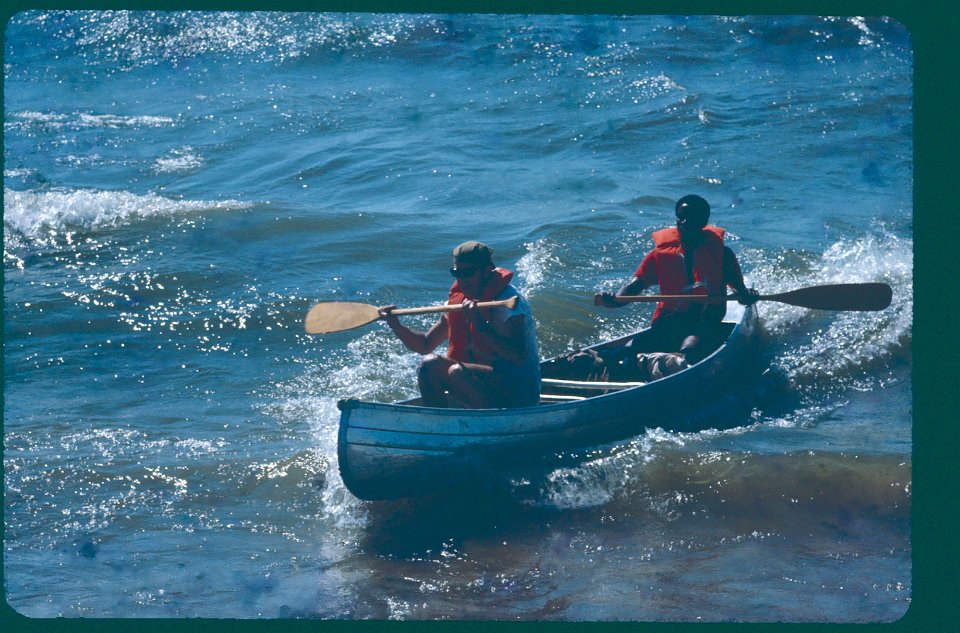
[761,283,892,311]
[304,302,381,334]
[304,296,521,335]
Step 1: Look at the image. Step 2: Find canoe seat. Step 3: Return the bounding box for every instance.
[541,378,646,391]
[539,393,586,403]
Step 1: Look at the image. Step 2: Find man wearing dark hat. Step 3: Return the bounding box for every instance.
[594,194,758,358]
[379,241,540,408]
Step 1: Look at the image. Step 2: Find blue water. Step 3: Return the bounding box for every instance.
[4,12,912,621]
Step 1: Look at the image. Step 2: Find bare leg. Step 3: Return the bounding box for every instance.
[417,354,452,407]
[417,355,496,408]
[446,360,494,408]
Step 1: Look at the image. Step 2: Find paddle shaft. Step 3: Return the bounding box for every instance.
[386,296,518,316]
[612,294,736,303]
[610,282,892,312]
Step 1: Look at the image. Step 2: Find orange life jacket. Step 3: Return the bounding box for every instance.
[447,267,514,363]
[648,225,725,323]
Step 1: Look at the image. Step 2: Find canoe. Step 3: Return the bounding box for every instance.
[337,304,761,500]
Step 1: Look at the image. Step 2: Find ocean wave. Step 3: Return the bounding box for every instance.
[3,187,252,244]
[747,228,912,388]
[6,13,911,89]
[5,110,176,132]
[8,11,450,72]
[527,443,910,524]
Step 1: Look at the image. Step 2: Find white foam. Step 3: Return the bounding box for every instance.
[751,229,912,336]
[6,110,176,131]
[515,237,562,295]
[749,228,913,386]
[260,356,388,522]
[534,465,618,509]
[4,168,34,178]
[4,187,252,240]
[153,147,205,174]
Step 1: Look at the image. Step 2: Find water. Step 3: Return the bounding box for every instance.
[4,12,912,621]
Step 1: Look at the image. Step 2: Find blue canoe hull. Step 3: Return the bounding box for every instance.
[337,305,761,500]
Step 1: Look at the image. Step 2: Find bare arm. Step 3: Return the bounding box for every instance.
[594,277,648,308]
[722,247,759,304]
[379,307,448,355]
[722,247,747,294]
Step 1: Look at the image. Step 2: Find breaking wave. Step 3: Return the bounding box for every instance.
[4,187,251,245]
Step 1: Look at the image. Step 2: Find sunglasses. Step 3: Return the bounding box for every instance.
[450,266,484,278]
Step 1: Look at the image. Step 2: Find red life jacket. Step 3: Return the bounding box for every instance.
[447,267,514,363]
[648,225,725,323]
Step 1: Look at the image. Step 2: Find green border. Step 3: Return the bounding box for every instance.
[3,1,953,632]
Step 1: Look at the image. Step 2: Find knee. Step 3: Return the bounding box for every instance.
[418,354,446,380]
[680,335,700,352]
[679,335,704,363]
[446,361,467,380]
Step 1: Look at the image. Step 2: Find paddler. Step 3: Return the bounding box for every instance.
[595,194,759,358]
[378,241,541,409]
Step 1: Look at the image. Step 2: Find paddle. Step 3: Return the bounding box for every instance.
[597,282,892,312]
[305,296,519,334]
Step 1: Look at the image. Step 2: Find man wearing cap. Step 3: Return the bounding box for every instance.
[594,194,758,358]
[378,241,541,408]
